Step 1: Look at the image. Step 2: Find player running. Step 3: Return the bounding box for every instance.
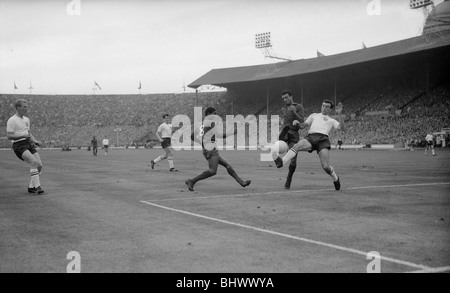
[185,107,251,191]
[6,99,45,194]
[102,137,109,156]
[273,99,344,190]
[277,90,305,189]
[150,114,178,172]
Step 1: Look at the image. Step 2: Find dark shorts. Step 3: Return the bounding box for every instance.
[280,125,300,146]
[202,148,219,160]
[286,131,300,146]
[161,138,171,149]
[103,145,109,149]
[13,139,37,161]
[305,133,331,154]
[427,141,433,146]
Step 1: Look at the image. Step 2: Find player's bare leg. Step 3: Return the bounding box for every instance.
[318,148,340,190]
[151,148,169,170]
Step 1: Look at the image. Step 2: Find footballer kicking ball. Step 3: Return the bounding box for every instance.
[271,140,289,159]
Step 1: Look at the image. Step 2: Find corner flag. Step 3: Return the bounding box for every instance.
[317,50,325,57]
[94,81,101,90]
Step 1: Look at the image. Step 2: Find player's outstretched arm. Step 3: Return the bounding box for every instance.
[295,120,309,130]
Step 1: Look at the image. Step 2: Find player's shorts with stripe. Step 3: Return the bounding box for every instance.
[306,133,331,154]
[161,138,171,149]
[12,139,37,161]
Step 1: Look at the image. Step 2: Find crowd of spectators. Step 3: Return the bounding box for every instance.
[0,83,448,149]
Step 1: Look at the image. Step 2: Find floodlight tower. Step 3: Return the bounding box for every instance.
[255,32,292,63]
[28,81,34,95]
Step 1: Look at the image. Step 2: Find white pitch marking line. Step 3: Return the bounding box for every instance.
[405,266,450,273]
[148,182,450,202]
[147,188,335,202]
[140,200,431,271]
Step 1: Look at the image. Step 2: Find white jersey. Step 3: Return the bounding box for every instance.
[6,114,30,143]
[305,113,340,136]
[157,123,173,138]
[425,134,433,142]
[102,139,109,146]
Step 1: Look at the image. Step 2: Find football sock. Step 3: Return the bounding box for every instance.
[282,148,297,165]
[287,164,297,181]
[326,166,339,182]
[30,168,41,188]
[226,166,245,186]
[29,178,35,188]
[154,156,162,163]
[192,170,215,183]
[168,159,174,168]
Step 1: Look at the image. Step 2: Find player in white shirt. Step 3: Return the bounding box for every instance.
[273,99,344,190]
[6,99,44,194]
[151,114,178,172]
[425,133,436,156]
[102,137,110,156]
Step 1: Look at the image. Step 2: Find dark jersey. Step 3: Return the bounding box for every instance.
[191,122,217,151]
[280,103,304,126]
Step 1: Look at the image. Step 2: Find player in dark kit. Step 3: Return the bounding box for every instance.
[277,90,305,189]
[185,107,251,191]
[91,136,98,156]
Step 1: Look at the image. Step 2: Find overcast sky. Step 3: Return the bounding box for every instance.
[0,0,441,95]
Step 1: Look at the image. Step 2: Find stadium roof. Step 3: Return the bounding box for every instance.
[188,29,450,89]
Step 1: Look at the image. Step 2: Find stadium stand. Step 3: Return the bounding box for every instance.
[2,7,450,149]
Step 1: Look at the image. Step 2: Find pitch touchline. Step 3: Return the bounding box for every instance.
[147,182,450,202]
[140,200,432,271]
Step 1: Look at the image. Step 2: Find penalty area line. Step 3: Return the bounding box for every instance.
[140,200,432,271]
